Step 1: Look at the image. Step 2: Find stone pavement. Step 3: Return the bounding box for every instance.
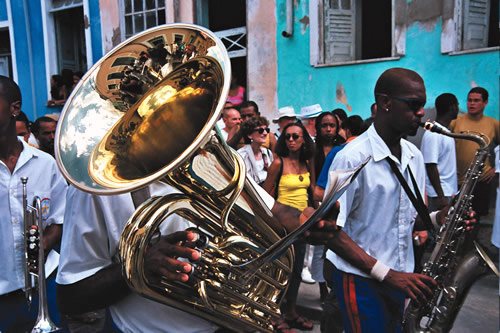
[294,209,499,333]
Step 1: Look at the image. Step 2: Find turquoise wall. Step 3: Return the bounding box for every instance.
[276,1,499,120]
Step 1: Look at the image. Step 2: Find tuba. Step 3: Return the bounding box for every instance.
[21,177,60,333]
[402,121,499,332]
[54,24,293,332]
[55,23,365,332]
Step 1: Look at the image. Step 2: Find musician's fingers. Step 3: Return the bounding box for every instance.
[164,230,196,244]
[157,257,192,282]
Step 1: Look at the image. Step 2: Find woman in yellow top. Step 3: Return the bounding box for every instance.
[263,121,316,332]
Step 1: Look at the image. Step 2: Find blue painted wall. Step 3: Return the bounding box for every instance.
[275,1,499,121]
[7,1,103,122]
[89,0,103,63]
[0,0,7,21]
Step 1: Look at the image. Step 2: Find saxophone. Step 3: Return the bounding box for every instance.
[402,120,499,333]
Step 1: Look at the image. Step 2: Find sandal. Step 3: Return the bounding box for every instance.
[285,315,313,331]
[272,317,296,333]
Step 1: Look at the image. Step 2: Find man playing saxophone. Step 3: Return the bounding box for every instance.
[320,68,476,333]
[0,76,68,331]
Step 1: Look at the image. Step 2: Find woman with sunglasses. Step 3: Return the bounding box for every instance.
[237,116,274,185]
[263,122,316,332]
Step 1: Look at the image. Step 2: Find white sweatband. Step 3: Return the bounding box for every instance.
[370,260,390,282]
[430,211,439,230]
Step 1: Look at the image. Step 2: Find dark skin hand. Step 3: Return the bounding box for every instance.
[144,230,200,283]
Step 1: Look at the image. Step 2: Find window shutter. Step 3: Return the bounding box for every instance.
[324,0,355,63]
[463,0,490,50]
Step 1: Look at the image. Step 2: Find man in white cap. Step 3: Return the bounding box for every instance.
[272,106,297,140]
[299,104,323,140]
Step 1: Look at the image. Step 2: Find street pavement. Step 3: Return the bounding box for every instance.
[295,209,499,333]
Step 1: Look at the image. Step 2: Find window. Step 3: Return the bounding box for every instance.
[122,0,166,39]
[442,0,499,53]
[461,0,499,50]
[311,0,399,66]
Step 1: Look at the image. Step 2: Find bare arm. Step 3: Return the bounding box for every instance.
[326,229,436,303]
[57,263,129,314]
[262,158,282,194]
[57,231,199,315]
[43,224,62,253]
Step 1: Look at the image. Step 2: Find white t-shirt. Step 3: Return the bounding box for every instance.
[420,127,458,197]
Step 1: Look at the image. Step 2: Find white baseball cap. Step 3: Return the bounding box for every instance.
[299,104,323,119]
[272,106,297,123]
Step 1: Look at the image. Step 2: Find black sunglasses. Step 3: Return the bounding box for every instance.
[254,127,270,134]
[376,93,426,111]
[391,96,426,111]
[285,133,302,140]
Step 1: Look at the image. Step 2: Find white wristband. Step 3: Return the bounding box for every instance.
[430,211,439,230]
[370,260,390,282]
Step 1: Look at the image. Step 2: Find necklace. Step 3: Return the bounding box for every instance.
[290,159,304,182]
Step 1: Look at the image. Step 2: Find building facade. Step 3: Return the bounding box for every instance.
[0,0,497,124]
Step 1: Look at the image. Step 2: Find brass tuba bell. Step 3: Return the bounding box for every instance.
[55,24,294,332]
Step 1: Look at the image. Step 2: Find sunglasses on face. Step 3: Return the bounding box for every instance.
[376,93,426,111]
[285,133,302,141]
[253,127,270,134]
[391,96,426,111]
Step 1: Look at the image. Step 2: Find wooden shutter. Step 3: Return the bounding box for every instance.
[463,0,490,50]
[324,0,356,63]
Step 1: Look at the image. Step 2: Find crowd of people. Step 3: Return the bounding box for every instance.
[0,66,499,333]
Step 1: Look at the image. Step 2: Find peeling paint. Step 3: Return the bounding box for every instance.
[112,27,121,47]
[299,15,309,34]
[335,82,352,113]
[84,15,90,29]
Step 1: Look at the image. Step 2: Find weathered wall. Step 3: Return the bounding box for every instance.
[247,0,278,121]
[275,0,499,121]
[99,0,121,53]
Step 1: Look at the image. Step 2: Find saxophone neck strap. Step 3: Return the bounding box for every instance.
[385,157,433,231]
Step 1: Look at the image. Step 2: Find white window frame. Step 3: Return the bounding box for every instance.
[119,0,167,40]
[441,0,499,55]
[310,0,404,67]
[41,0,93,104]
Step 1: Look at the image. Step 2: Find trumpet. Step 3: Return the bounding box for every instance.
[21,177,60,333]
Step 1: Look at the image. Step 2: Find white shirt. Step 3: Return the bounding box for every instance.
[57,183,218,333]
[0,140,67,294]
[420,127,458,197]
[325,125,425,277]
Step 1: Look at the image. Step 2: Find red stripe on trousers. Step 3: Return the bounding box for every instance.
[343,274,361,333]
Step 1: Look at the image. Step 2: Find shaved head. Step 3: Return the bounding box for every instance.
[374,68,424,98]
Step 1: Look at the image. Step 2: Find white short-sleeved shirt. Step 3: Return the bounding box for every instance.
[0,140,67,294]
[420,127,458,197]
[57,181,275,332]
[325,125,425,277]
[57,183,219,333]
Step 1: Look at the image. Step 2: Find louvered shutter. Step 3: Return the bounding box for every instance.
[324,0,356,63]
[463,0,490,50]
